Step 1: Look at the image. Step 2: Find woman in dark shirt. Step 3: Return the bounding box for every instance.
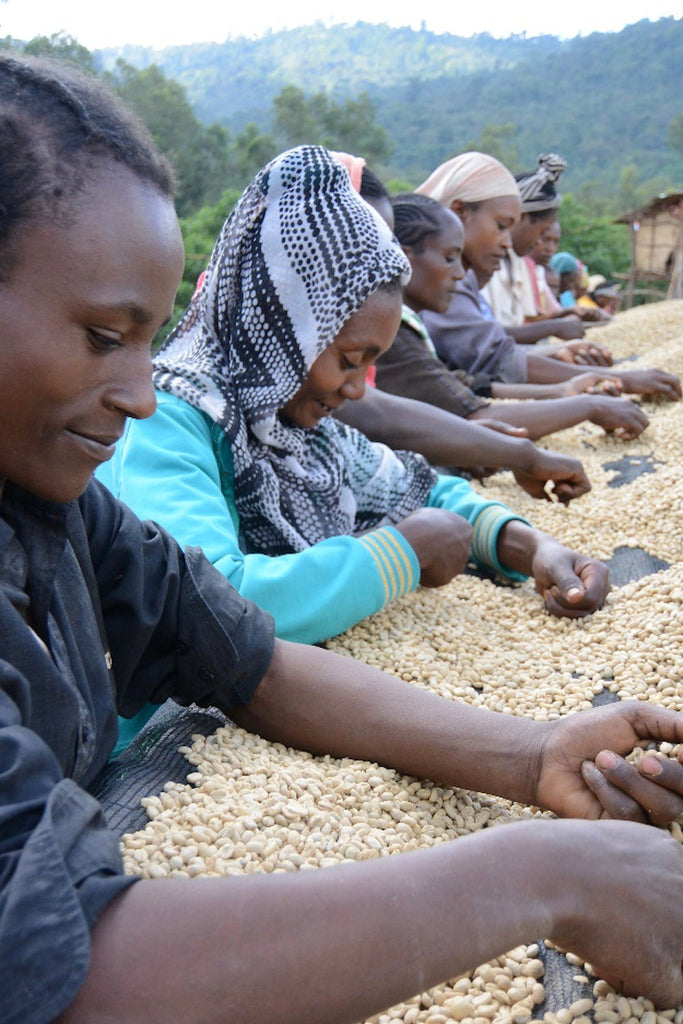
[0,53,681,1024]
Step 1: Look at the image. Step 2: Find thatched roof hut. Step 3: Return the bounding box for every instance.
[616,192,683,304]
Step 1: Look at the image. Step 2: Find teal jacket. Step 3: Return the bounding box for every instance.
[98,392,527,748]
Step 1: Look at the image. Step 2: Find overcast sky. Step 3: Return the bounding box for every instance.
[1,0,680,50]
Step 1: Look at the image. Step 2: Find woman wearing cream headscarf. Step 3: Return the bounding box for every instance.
[417,152,681,401]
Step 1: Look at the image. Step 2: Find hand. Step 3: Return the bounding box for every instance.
[621,367,682,401]
[512,451,591,504]
[553,338,613,365]
[534,700,683,822]
[548,316,585,343]
[576,305,609,322]
[559,371,623,397]
[531,537,610,618]
[548,820,683,1007]
[395,508,472,587]
[589,395,649,439]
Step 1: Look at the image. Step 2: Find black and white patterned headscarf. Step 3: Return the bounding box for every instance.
[516,153,567,212]
[154,145,437,555]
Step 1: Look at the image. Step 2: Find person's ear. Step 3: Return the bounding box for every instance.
[449,199,469,223]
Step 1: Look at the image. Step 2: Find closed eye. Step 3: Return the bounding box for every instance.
[87,328,123,354]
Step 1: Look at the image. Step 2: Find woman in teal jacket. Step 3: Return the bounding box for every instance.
[99,146,609,746]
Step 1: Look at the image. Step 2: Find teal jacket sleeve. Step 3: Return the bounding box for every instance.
[426,475,530,581]
[97,393,421,644]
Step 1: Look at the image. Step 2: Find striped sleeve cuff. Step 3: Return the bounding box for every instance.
[470,505,530,582]
[357,526,419,604]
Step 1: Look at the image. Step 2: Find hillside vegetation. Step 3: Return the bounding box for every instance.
[96,18,683,193]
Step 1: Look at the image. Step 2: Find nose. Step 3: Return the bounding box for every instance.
[340,368,367,402]
[501,228,513,250]
[452,256,465,281]
[103,348,157,421]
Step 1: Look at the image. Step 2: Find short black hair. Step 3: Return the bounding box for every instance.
[391,192,450,251]
[359,165,390,203]
[0,54,174,273]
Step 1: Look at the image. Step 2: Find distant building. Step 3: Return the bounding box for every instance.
[616,192,683,304]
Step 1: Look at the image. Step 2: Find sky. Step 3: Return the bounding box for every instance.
[1,0,680,50]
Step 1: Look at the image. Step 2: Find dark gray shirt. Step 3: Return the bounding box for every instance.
[0,479,274,1023]
[374,310,491,417]
[422,269,529,383]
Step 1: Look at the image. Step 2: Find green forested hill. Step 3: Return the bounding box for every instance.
[99,25,564,128]
[98,16,682,196]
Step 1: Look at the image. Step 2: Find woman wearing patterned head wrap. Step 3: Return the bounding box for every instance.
[100,145,615,746]
[102,147,530,640]
[418,152,681,400]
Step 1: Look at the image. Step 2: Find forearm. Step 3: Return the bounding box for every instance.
[526,353,620,386]
[490,382,572,399]
[58,821,562,1024]
[472,396,596,440]
[231,639,545,806]
[507,321,562,344]
[344,392,546,469]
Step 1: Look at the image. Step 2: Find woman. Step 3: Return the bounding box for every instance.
[417,152,681,400]
[372,191,649,442]
[2,55,683,1024]
[103,146,613,658]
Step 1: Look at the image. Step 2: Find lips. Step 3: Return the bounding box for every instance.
[316,399,342,415]
[64,427,122,462]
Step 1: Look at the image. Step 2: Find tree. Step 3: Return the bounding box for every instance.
[273,85,391,165]
[22,31,97,73]
[464,122,519,171]
[108,62,208,215]
[558,194,630,279]
[232,123,277,185]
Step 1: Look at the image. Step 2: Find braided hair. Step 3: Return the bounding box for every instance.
[0,54,174,273]
[391,192,451,251]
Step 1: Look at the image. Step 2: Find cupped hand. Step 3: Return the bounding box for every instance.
[548,819,683,1008]
[395,508,473,588]
[534,700,683,823]
[512,451,591,504]
[554,338,613,365]
[621,367,682,401]
[531,539,610,618]
[590,396,649,439]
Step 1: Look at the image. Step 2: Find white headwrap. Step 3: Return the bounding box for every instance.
[416,152,519,205]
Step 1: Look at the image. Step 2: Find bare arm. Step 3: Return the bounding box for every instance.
[527,353,682,399]
[507,316,585,344]
[470,394,648,442]
[57,819,683,1023]
[58,632,683,1024]
[339,388,555,468]
[337,388,592,501]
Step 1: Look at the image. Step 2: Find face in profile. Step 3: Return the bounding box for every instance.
[531,220,561,267]
[512,210,558,258]
[281,287,402,429]
[403,209,465,315]
[455,195,522,286]
[0,166,184,504]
